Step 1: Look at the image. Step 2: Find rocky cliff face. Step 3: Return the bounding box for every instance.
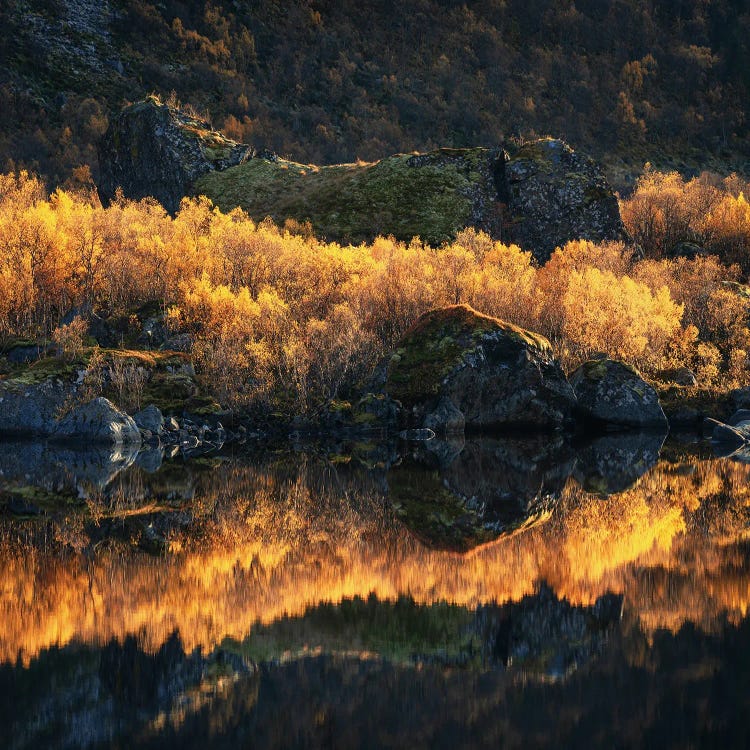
[98,99,625,256]
[501,138,626,263]
[98,97,253,214]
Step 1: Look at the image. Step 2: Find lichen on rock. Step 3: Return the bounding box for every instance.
[569,358,668,429]
[385,304,576,431]
[503,138,626,263]
[98,96,253,214]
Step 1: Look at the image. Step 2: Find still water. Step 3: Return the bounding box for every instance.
[1,434,749,748]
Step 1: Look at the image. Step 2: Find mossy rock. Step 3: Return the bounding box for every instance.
[385,305,574,430]
[570,358,668,429]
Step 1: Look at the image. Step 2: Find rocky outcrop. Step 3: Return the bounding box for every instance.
[0,376,78,437]
[569,359,668,429]
[134,404,165,434]
[501,138,626,263]
[55,397,142,445]
[385,305,576,432]
[98,100,624,256]
[98,97,253,214]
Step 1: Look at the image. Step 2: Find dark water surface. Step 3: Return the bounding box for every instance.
[1,434,750,749]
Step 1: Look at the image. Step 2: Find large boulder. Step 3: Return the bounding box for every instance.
[98,96,253,213]
[385,305,576,431]
[569,359,668,429]
[54,397,142,446]
[0,376,78,437]
[501,138,626,263]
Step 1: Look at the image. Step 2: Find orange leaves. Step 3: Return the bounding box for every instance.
[0,169,746,402]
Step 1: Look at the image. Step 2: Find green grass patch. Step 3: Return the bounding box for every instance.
[194,148,492,246]
[223,595,479,666]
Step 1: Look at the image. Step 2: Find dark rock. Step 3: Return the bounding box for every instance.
[386,305,576,432]
[162,333,193,352]
[573,430,666,495]
[670,241,706,259]
[4,342,54,364]
[0,377,78,437]
[134,404,165,434]
[708,417,749,452]
[54,397,142,446]
[98,97,254,214]
[731,387,750,410]
[422,396,465,435]
[673,367,698,386]
[569,359,667,429]
[503,138,626,264]
[353,393,400,432]
[666,406,701,429]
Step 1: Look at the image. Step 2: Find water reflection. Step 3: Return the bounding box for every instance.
[390,436,574,550]
[1,437,749,747]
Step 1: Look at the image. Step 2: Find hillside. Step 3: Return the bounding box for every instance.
[1,0,749,190]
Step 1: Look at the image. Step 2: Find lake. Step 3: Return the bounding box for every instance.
[1,433,749,748]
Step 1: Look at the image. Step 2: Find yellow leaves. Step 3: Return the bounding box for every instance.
[561,267,683,368]
[0,168,745,398]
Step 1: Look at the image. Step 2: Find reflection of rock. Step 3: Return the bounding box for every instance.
[709,412,750,461]
[570,359,667,429]
[573,430,666,495]
[135,446,164,473]
[0,440,138,498]
[389,436,574,551]
[386,305,576,433]
[475,585,623,677]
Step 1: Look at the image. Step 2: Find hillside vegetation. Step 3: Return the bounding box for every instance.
[0,170,748,413]
[1,0,749,188]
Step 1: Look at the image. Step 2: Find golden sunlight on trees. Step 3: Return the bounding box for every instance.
[0,170,748,407]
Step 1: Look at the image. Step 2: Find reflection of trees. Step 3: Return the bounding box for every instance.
[0,452,749,664]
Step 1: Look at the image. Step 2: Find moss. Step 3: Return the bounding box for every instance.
[224,595,478,666]
[386,304,552,407]
[2,353,89,386]
[581,358,641,382]
[194,149,490,246]
[1,484,82,512]
[389,465,499,552]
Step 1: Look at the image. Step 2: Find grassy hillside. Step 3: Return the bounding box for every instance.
[195,149,490,246]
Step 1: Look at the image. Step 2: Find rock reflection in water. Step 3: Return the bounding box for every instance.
[389,436,574,551]
[0,445,749,671]
[573,429,667,495]
[0,440,139,501]
[5,588,750,750]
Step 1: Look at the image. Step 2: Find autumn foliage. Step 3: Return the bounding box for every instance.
[0,170,747,409]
